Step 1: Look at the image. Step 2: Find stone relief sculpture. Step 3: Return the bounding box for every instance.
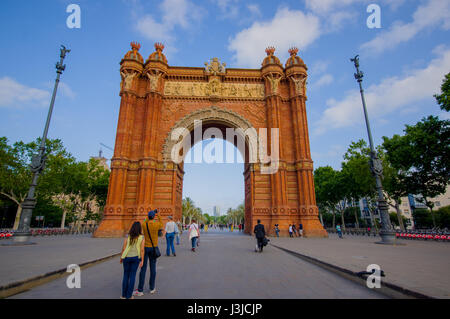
[267,73,282,94]
[146,71,162,91]
[291,76,307,95]
[120,71,137,90]
[163,81,264,99]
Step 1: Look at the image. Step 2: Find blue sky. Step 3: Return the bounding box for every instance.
[0,0,449,215]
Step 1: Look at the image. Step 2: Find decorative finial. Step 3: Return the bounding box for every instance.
[265,46,275,56]
[130,42,141,51]
[288,47,298,56]
[155,42,165,52]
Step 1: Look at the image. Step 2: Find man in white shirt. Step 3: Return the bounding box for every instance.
[165,216,177,256]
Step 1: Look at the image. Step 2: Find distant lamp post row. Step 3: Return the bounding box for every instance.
[13,45,70,244]
[350,55,396,245]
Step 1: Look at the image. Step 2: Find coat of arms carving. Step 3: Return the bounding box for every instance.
[204,57,226,75]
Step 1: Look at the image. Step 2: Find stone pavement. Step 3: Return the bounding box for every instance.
[10,230,384,299]
[269,233,450,299]
[0,234,123,287]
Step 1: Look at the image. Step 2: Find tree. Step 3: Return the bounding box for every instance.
[0,137,75,229]
[379,149,407,231]
[182,197,195,225]
[314,166,340,228]
[383,116,450,228]
[434,72,450,112]
[0,137,110,229]
[341,140,377,229]
[0,137,31,229]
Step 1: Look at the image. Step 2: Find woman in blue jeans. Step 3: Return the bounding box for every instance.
[120,221,144,299]
[165,216,177,256]
[134,210,163,296]
[189,219,200,252]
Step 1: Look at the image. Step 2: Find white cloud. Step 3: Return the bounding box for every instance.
[134,0,204,50]
[361,0,450,54]
[314,46,450,135]
[247,4,261,16]
[136,15,174,43]
[228,7,321,68]
[213,0,240,19]
[309,60,329,75]
[0,77,50,108]
[314,74,334,88]
[304,0,362,14]
[304,0,406,14]
[58,82,76,99]
[327,10,357,31]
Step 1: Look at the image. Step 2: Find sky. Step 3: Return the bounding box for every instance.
[0,0,449,216]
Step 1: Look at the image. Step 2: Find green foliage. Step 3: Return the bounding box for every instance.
[341,140,376,201]
[389,212,408,227]
[33,196,64,227]
[412,209,434,229]
[434,72,450,112]
[321,212,335,228]
[382,116,450,227]
[437,205,450,228]
[0,137,110,228]
[182,197,204,223]
[314,166,340,211]
[343,206,364,226]
[0,137,32,205]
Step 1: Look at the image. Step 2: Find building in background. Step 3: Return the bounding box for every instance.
[213,206,220,217]
[358,185,450,230]
[90,150,110,171]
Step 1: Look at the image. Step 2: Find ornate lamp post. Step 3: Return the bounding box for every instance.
[13,45,70,244]
[350,55,396,245]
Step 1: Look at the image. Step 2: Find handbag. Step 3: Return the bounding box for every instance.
[146,222,161,259]
[263,237,270,246]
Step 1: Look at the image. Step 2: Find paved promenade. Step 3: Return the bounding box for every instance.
[270,233,450,298]
[10,230,383,299]
[0,235,123,287]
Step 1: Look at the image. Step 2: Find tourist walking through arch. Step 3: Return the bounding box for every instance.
[189,219,200,252]
[134,210,162,296]
[120,221,144,299]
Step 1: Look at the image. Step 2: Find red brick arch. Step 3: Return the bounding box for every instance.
[93,43,327,238]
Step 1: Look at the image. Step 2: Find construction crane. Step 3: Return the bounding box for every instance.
[98,143,114,159]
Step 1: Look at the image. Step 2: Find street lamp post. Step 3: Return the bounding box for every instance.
[13,45,70,244]
[350,55,396,245]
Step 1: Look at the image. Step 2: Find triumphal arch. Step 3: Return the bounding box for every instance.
[94,42,327,238]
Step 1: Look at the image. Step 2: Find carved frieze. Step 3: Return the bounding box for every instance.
[164,81,265,99]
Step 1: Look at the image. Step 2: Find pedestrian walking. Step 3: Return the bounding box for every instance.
[176,220,182,245]
[189,219,200,252]
[134,209,163,296]
[288,224,293,237]
[274,224,280,237]
[253,219,266,252]
[298,223,303,237]
[292,224,298,237]
[120,221,145,299]
[165,216,177,257]
[238,224,242,232]
[336,224,343,239]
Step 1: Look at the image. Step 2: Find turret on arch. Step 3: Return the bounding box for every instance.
[93,43,327,238]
